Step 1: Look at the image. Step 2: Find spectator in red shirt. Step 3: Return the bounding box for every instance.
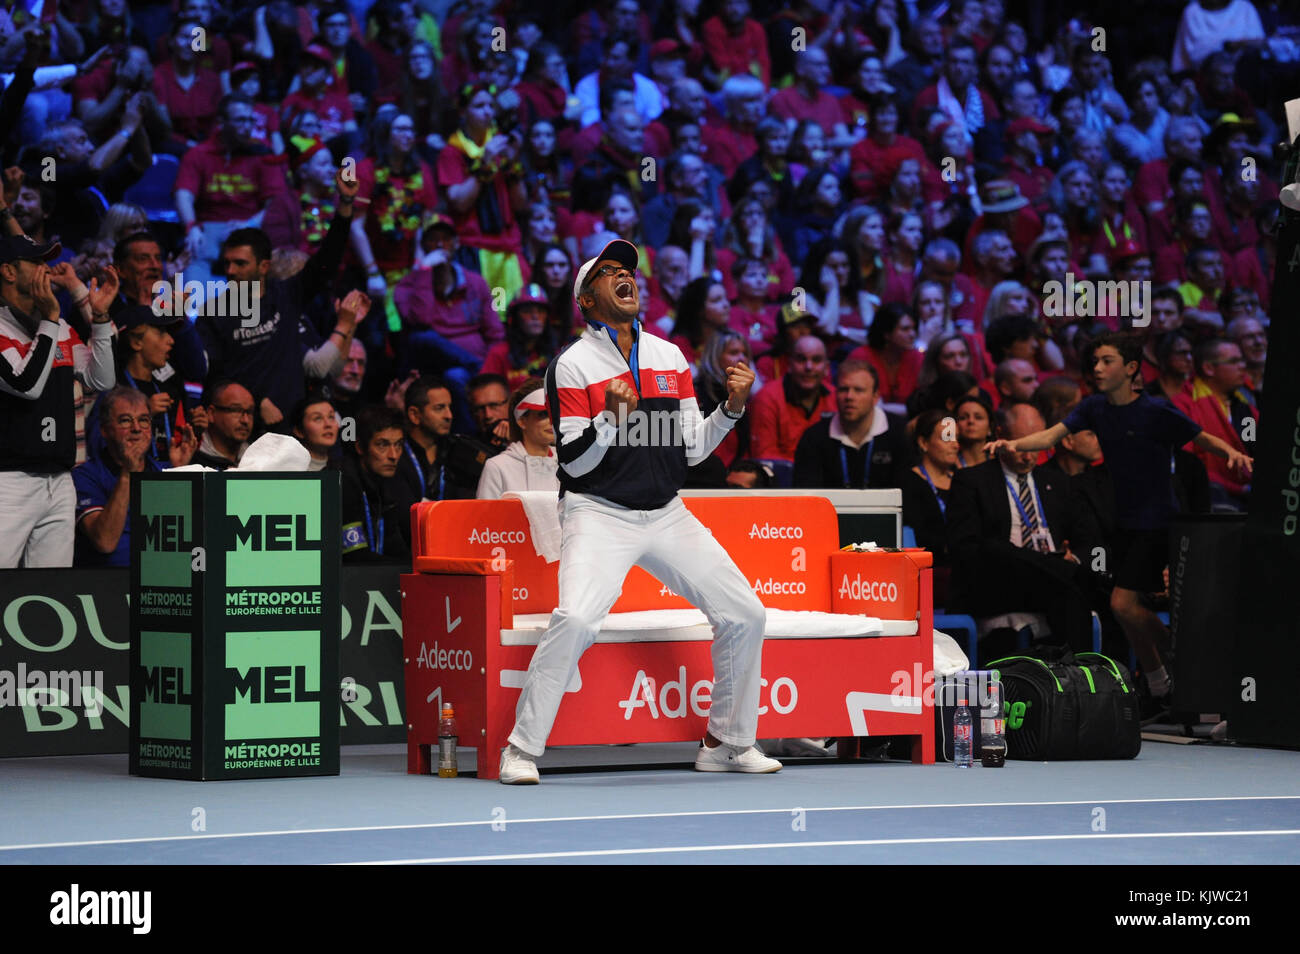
[883,209,924,306]
[967,230,1018,328]
[700,75,763,179]
[726,256,780,355]
[1154,197,1217,286]
[152,19,223,152]
[229,62,284,155]
[1133,116,1206,219]
[438,84,533,313]
[749,334,837,462]
[849,94,928,202]
[700,0,770,90]
[480,283,558,392]
[281,44,358,147]
[911,38,999,141]
[352,112,439,302]
[394,214,504,390]
[848,302,922,413]
[1172,338,1257,512]
[263,137,341,255]
[770,47,851,147]
[175,94,288,284]
[1000,116,1055,213]
[716,197,794,303]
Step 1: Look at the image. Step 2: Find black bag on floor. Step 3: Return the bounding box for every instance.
[987,651,1141,760]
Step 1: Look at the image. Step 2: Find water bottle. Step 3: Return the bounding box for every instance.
[438,703,458,778]
[953,689,973,768]
[981,679,1006,768]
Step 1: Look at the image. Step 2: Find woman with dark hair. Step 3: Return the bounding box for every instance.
[838,51,893,137]
[757,304,818,383]
[670,275,730,369]
[400,40,450,162]
[849,302,922,409]
[908,369,981,416]
[1145,330,1194,401]
[715,197,794,302]
[153,18,224,151]
[787,167,845,268]
[437,13,496,98]
[787,119,832,187]
[517,198,560,272]
[798,238,867,356]
[901,407,959,570]
[438,82,530,310]
[480,284,558,392]
[916,331,972,394]
[292,391,341,472]
[603,184,649,265]
[514,42,577,132]
[520,118,573,207]
[351,111,438,304]
[695,329,757,467]
[667,199,720,283]
[883,208,924,305]
[953,392,993,468]
[840,204,887,304]
[529,242,582,339]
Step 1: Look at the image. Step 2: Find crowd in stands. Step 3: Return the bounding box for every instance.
[0,0,1289,683]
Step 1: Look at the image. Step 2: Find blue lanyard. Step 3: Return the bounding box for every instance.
[405,441,445,500]
[919,464,947,520]
[839,438,874,488]
[1005,475,1048,541]
[361,494,384,556]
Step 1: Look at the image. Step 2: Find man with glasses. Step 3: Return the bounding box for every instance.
[175,94,290,285]
[192,380,255,470]
[498,238,777,783]
[73,387,198,567]
[1172,339,1258,512]
[316,3,378,117]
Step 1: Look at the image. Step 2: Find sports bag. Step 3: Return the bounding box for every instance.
[986,650,1141,760]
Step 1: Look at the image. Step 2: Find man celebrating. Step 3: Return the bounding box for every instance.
[499,238,777,783]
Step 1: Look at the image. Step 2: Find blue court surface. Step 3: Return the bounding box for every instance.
[2,739,1297,865]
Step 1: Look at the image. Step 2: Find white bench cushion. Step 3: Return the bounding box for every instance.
[500,608,918,646]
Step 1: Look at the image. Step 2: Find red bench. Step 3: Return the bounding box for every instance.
[401,495,934,779]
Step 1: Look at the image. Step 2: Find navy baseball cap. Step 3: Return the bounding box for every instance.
[573,239,639,303]
[0,234,61,264]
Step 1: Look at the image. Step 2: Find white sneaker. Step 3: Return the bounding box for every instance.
[498,744,540,784]
[694,740,783,774]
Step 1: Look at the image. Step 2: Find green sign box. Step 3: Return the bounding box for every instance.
[129,473,341,780]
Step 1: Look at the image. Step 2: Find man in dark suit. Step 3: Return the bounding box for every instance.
[947,402,1099,654]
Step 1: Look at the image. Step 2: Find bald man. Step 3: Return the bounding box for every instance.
[946,401,1099,655]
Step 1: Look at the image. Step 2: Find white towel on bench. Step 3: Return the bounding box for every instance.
[504,490,563,563]
[500,608,919,645]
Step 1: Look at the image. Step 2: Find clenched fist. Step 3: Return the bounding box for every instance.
[725,361,755,413]
[605,378,638,417]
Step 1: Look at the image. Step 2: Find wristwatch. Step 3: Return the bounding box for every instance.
[720,403,744,420]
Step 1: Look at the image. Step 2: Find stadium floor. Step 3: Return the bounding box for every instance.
[2,741,1297,865]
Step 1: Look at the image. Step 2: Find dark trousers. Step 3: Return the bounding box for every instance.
[954,547,1095,654]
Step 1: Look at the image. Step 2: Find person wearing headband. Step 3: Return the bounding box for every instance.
[475,379,559,498]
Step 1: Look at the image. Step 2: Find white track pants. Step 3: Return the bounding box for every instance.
[508,493,767,757]
[0,471,74,568]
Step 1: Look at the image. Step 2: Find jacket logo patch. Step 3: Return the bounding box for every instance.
[655,374,677,395]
